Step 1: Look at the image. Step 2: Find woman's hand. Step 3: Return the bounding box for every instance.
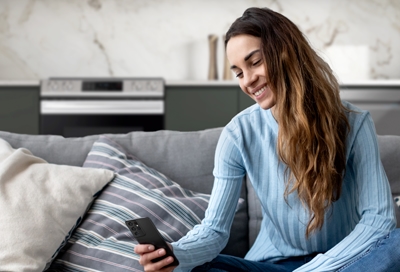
[134,244,177,272]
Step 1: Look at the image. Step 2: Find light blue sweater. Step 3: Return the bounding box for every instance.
[172,101,396,272]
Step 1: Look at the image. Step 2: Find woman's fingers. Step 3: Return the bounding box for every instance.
[145,252,176,271]
[135,245,177,271]
[134,244,155,254]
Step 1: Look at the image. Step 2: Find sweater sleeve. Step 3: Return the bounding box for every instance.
[171,125,246,272]
[294,113,397,272]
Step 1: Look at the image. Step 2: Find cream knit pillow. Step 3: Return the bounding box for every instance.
[0,138,114,272]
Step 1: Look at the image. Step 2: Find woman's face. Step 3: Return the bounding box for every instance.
[226,34,276,110]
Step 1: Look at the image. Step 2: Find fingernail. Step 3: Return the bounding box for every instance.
[148,245,154,251]
[158,249,165,255]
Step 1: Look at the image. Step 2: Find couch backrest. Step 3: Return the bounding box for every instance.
[377,135,400,198]
[0,129,223,193]
[377,135,400,228]
[0,128,249,257]
[0,130,398,253]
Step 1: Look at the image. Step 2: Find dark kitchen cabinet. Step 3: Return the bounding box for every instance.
[0,86,40,134]
[165,86,240,131]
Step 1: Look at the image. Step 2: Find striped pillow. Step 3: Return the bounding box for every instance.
[49,136,211,271]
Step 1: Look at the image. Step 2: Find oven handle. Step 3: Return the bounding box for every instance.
[41,100,164,114]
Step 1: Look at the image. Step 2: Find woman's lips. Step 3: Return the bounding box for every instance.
[253,86,267,98]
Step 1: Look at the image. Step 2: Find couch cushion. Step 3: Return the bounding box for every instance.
[0,138,114,272]
[50,136,245,271]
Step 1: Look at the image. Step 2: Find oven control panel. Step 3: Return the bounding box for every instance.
[40,78,164,97]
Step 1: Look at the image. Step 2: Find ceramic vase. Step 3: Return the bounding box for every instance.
[222,35,233,80]
[208,34,218,80]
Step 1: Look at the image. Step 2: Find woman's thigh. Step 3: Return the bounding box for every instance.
[339,228,400,272]
[192,254,305,272]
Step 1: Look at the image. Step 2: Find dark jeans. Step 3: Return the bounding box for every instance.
[192,228,400,272]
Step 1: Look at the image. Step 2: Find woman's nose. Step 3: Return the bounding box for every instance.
[243,71,257,87]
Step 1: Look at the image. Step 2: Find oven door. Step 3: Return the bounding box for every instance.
[40,100,164,137]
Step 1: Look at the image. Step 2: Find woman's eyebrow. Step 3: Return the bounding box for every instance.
[230,49,261,70]
[244,49,261,61]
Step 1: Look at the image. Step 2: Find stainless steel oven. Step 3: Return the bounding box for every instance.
[40,78,164,137]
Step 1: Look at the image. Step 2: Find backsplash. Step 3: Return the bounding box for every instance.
[0,0,399,82]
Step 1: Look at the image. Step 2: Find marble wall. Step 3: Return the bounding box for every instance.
[0,0,399,82]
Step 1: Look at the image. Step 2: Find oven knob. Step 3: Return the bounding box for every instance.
[66,82,73,90]
[62,81,73,91]
[147,81,158,91]
[49,81,59,91]
[132,81,144,91]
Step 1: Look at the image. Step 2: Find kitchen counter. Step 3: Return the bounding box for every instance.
[0,80,40,87]
[339,80,400,88]
[166,79,400,88]
[0,80,238,88]
[1,79,400,88]
[165,80,238,87]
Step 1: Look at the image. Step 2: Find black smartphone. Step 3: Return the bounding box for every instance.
[125,217,179,268]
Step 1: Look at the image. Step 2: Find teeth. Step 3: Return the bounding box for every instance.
[254,87,266,96]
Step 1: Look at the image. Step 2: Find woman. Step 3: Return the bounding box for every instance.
[136,7,400,272]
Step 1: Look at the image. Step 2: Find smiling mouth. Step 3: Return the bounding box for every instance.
[254,86,267,96]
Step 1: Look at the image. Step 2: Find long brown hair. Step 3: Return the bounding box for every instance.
[225,7,350,237]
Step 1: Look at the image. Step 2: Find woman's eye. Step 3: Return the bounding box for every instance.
[253,60,261,66]
[235,72,243,78]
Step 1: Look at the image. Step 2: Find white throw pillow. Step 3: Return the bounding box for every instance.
[0,138,114,272]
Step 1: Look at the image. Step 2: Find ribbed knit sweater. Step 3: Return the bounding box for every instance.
[172,101,396,272]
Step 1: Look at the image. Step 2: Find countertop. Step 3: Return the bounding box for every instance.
[1,79,400,88]
[0,80,41,87]
[166,80,400,87]
[0,80,239,87]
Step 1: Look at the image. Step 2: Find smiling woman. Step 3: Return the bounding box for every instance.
[224,7,351,241]
[134,7,400,272]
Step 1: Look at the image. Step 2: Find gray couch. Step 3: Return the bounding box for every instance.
[0,128,399,259]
